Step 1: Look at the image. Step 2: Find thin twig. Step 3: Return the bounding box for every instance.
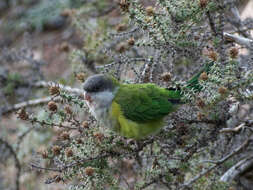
[109,27,139,37]
[16,127,34,153]
[30,152,119,173]
[140,174,166,190]
[227,5,250,38]
[33,81,83,95]
[220,156,253,183]
[29,163,63,172]
[180,137,252,189]
[2,96,60,115]
[28,116,79,130]
[2,80,85,115]
[206,11,217,36]
[219,123,245,133]
[182,119,225,125]
[224,32,253,49]
[0,138,21,190]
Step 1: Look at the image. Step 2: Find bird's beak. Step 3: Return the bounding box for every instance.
[84,92,92,103]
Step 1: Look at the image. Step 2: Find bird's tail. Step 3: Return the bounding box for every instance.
[186,61,214,91]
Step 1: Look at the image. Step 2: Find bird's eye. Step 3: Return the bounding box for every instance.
[93,84,101,92]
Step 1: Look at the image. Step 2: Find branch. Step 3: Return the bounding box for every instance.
[28,116,79,130]
[220,122,253,134]
[141,60,152,82]
[224,32,253,49]
[109,27,139,37]
[226,6,250,38]
[61,152,117,171]
[220,156,253,183]
[219,123,245,133]
[16,127,34,153]
[2,81,84,115]
[182,119,225,125]
[2,96,60,115]
[29,163,63,172]
[30,152,119,173]
[206,11,217,36]
[180,137,252,189]
[0,138,21,190]
[140,174,166,190]
[33,81,83,95]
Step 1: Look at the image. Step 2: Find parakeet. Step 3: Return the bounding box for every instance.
[83,62,213,139]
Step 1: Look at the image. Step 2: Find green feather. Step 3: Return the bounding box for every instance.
[114,83,181,122]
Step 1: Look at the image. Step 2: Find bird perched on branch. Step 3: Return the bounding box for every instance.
[83,62,213,139]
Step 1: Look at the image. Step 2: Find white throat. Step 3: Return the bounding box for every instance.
[84,90,116,122]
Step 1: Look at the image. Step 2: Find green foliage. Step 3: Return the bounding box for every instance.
[16,0,252,189]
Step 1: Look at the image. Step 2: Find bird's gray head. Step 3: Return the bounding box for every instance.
[83,74,117,93]
[83,74,119,108]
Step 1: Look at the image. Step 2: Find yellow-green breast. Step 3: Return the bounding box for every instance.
[109,101,164,139]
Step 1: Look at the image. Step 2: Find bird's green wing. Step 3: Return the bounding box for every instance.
[114,83,182,123]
